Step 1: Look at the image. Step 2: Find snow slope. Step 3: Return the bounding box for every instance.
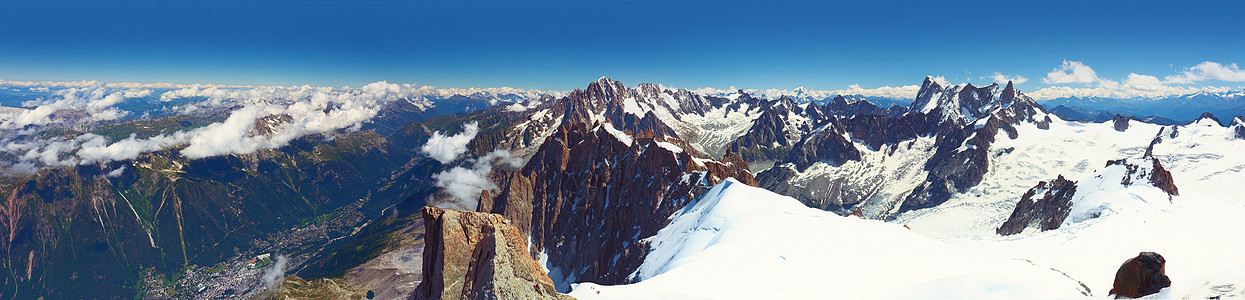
[568,179,1094,299]
[569,177,1245,299]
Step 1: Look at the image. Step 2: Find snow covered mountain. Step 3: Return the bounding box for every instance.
[407,76,1245,299]
[563,171,1245,299]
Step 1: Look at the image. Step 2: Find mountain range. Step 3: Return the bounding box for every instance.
[1,76,1243,299]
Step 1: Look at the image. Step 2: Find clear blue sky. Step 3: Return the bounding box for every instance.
[0,0,1241,91]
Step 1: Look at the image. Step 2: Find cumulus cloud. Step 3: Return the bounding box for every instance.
[1,80,473,173]
[0,84,150,129]
[1031,60,1245,99]
[261,254,288,291]
[987,72,1028,84]
[1043,60,1100,84]
[430,149,523,211]
[420,122,480,164]
[1123,73,1165,90]
[1165,61,1245,84]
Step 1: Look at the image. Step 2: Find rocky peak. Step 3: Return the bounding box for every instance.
[998,156,1178,236]
[1001,81,1017,100]
[1231,117,1245,139]
[587,77,626,101]
[1111,114,1131,132]
[1107,157,1179,196]
[413,207,573,300]
[997,175,1078,236]
[483,120,756,291]
[909,77,1019,124]
[824,94,885,118]
[910,76,947,114]
[1193,112,1223,126]
[781,119,861,171]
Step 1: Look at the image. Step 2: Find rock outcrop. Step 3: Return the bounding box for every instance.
[782,118,862,171]
[998,156,1179,235]
[484,121,756,290]
[1231,117,1245,140]
[1111,114,1130,132]
[902,81,1047,214]
[1109,252,1171,299]
[413,207,572,300]
[996,175,1077,236]
[1107,157,1179,197]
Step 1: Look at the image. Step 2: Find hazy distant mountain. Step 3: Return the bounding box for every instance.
[1041,91,1245,124]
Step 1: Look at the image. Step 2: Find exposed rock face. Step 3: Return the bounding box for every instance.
[901,81,1047,214]
[823,95,886,117]
[782,118,861,171]
[484,120,756,290]
[467,78,762,291]
[756,79,1054,218]
[998,156,1179,235]
[1146,158,1179,196]
[1111,114,1130,132]
[1110,252,1171,299]
[1107,158,1179,197]
[727,97,803,161]
[1196,112,1222,125]
[996,175,1077,236]
[1231,117,1245,139]
[841,112,933,151]
[413,207,572,300]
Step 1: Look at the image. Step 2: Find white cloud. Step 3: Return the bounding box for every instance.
[1043,60,1100,84]
[1028,85,1239,100]
[420,121,480,164]
[430,149,522,211]
[1165,61,1245,84]
[261,255,288,291]
[0,85,140,129]
[1032,61,1245,99]
[1,80,490,173]
[122,89,153,98]
[987,72,1028,85]
[105,165,126,178]
[1123,73,1165,90]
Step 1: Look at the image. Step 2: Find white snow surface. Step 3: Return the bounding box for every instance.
[570,178,1100,299]
[569,175,1245,299]
[597,122,633,146]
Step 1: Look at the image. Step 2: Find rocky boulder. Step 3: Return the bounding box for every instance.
[1110,252,1171,299]
[413,207,573,300]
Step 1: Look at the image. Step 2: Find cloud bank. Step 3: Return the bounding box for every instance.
[1032,61,1245,99]
[0,81,452,173]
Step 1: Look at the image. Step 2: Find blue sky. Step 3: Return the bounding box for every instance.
[1,0,1242,93]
